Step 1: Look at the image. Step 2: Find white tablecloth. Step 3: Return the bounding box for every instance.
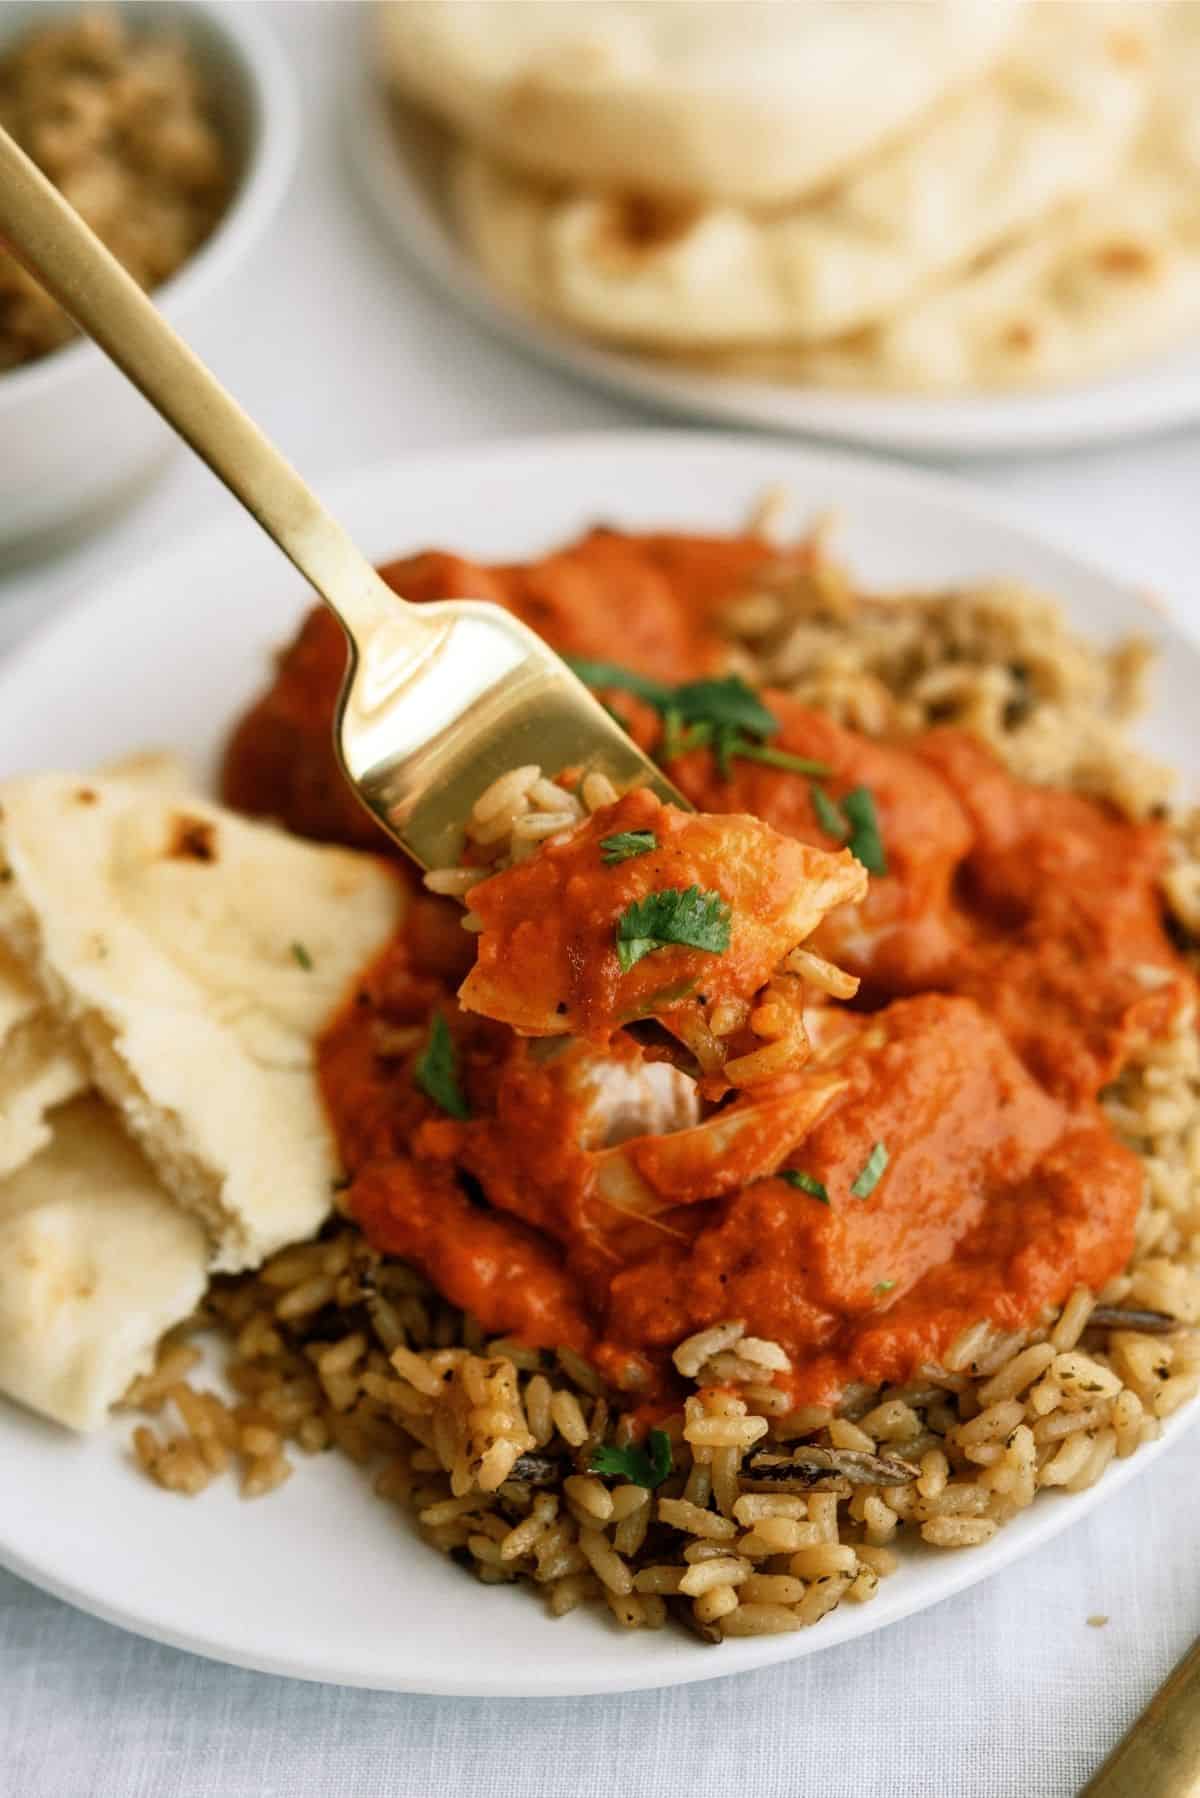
[2,7,1199,1794]
[3,1426,1199,1798]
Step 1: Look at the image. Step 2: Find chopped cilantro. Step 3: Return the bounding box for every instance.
[663,720,829,780]
[850,1141,889,1199]
[724,739,830,778]
[842,786,887,876]
[615,885,731,973]
[671,675,778,740]
[413,1013,470,1120]
[810,783,848,841]
[565,657,673,709]
[600,830,657,865]
[590,1427,673,1489]
[873,1279,896,1296]
[290,941,313,970]
[667,675,829,777]
[712,722,737,780]
[660,707,710,762]
[809,782,886,874]
[780,1169,830,1204]
[567,660,830,780]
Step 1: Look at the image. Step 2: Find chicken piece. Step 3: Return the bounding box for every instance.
[916,728,1191,1100]
[591,1071,851,1227]
[665,691,973,994]
[559,1041,701,1148]
[600,994,1145,1386]
[457,789,867,1091]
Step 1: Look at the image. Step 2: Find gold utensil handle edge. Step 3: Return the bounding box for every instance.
[1081,1635,1200,1798]
[0,125,403,651]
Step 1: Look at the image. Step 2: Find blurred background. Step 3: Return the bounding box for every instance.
[0,0,1197,660]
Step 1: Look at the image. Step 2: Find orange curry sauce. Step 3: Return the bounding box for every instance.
[224,530,1192,1408]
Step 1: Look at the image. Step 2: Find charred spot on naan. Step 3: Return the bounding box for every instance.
[0,770,407,1272]
[165,815,218,863]
[1093,241,1157,280]
[590,193,702,271]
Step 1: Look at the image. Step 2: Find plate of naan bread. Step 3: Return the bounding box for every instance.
[350,0,1200,457]
[0,434,1197,1695]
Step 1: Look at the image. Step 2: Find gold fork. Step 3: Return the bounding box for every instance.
[1080,1634,1200,1798]
[0,128,687,868]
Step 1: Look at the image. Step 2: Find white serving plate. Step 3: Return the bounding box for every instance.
[0,433,1195,1697]
[345,76,1200,461]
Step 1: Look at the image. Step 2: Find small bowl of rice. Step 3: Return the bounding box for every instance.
[0,3,298,556]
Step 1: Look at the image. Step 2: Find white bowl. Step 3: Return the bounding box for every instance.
[0,2,299,557]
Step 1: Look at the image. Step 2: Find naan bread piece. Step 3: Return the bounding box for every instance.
[0,942,87,1179]
[98,750,190,791]
[0,774,407,1272]
[382,1,1020,208]
[450,4,1151,351]
[709,4,1200,391]
[0,756,188,1177]
[0,1097,207,1432]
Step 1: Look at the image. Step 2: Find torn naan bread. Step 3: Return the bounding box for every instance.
[0,757,185,1178]
[450,4,1152,350]
[660,4,1200,392]
[766,3,1200,392]
[0,941,87,1179]
[0,1097,207,1432]
[382,0,1020,208]
[0,773,406,1272]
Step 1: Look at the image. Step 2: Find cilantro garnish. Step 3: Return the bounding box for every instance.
[841,786,887,875]
[808,782,887,875]
[873,1279,896,1296]
[671,676,778,740]
[727,740,830,777]
[810,783,848,841]
[660,708,710,762]
[290,941,313,970]
[568,662,830,781]
[615,885,731,973]
[850,1141,889,1199]
[590,1427,673,1489]
[413,1013,470,1120]
[600,830,657,865]
[669,717,829,781]
[662,675,831,778]
[565,657,673,709]
[780,1169,830,1204]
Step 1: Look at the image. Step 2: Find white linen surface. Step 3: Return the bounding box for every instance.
[2,1426,1198,1798]
[1,7,1199,1794]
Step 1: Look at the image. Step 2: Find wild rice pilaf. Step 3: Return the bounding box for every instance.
[128,526,1200,1643]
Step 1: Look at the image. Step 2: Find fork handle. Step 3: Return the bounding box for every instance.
[1081,1636,1200,1798]
[0,126,407,650]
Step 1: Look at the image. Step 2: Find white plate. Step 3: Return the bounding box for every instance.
[0,433,1196,1697]
[345,77,1200,461]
